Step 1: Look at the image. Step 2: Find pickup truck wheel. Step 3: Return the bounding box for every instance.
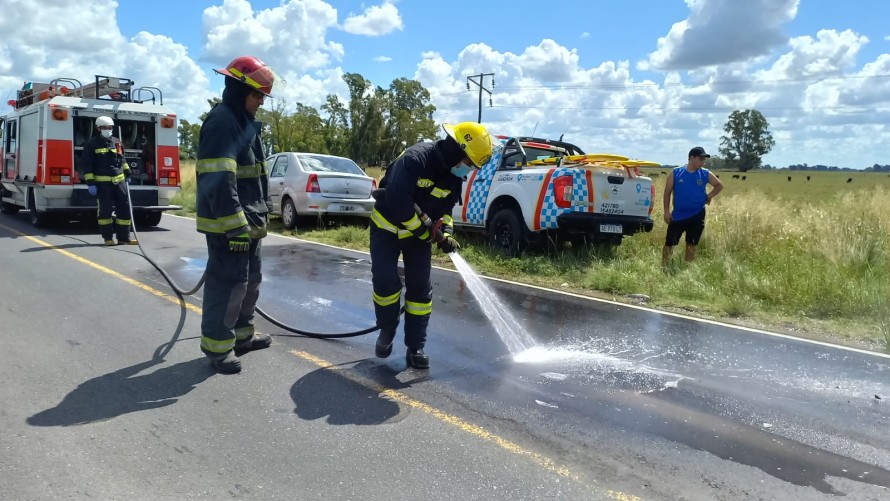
[488,208,529,256]
[0,202,20,215]
[281,198,297,229]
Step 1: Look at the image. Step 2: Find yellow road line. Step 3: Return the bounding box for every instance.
[292,350,643,501]
[2,222,642,501]
[0,223,200,313]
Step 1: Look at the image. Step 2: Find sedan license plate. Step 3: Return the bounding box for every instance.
[336,204,358,212]
[600,224,622,234]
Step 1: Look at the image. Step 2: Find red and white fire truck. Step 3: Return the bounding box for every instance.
[0,75,181,227]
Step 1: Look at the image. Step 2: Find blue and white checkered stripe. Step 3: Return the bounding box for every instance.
[464,141,504,225]
[538,168,589,229]
[538,169,563,229]
[572,169,590,213]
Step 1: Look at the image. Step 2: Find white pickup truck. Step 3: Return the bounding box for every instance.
[451,136,656,255]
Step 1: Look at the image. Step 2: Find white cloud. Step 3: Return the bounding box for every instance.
[202,0,343,72]
[642,0,800,70]
[0,0,213,122]
[3,0,889,169]
[580,32,590,39]
[342,2,403,37]
[373,56,393,63]
[199,0,352,116]
[416,34,890,168]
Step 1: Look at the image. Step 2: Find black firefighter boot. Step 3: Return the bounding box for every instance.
[234,333,272,356]
[406,348,430,370]
[211,352,242,374]
[375,328,397,358]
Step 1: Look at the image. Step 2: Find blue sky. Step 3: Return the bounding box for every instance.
[4,0,890,168]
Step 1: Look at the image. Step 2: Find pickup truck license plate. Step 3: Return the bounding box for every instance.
[600,224,622,234]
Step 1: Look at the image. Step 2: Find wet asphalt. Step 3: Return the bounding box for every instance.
[0,212,887,500]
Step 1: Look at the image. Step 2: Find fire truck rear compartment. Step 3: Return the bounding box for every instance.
[73,116,159,186]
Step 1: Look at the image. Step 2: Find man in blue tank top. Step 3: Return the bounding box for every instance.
[662,146,724,267]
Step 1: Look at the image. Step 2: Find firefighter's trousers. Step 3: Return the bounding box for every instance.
[200,234,263,358]
[370,224,433,350]
[95,182,131,241]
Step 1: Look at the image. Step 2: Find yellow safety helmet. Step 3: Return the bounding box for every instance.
[443,122,495,167]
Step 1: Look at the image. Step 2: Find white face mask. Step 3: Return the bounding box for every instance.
[100,129,113,139]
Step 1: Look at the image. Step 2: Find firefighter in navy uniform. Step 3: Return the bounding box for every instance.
[195,55,283,374]
[81,116,136,246]
[371,122,496,369]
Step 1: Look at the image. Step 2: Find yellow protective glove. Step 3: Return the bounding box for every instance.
[228,232,250,252]
[437,234,460,254]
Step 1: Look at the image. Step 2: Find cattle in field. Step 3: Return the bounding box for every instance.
[732,174,740,179]
[847,178,853,183]
[742,176,746,180]
[807,175,810,181]
[787,176,792,182]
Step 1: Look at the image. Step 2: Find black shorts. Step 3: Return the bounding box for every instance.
[665,209,706,246]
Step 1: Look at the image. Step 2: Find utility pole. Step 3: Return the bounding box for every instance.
[466,73,495,123]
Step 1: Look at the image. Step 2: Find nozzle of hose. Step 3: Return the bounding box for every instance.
[414,204,432,227]
[413,204,444,243]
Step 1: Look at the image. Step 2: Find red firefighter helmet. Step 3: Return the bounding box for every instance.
[214,55,283,97]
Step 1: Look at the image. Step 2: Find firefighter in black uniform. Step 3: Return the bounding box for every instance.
[81,116,136,246]
[371,122,496,369]
[196,55,283,374]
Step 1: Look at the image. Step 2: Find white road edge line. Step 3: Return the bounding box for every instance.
[164,214,890,360]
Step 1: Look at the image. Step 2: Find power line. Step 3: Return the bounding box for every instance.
[433,73,890,99]
[488,73,890,91]
[487,104,884,112]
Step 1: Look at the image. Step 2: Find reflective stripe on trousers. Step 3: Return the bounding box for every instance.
[200,234,263,356]
[95,182,131,241]
[369,224,433,350]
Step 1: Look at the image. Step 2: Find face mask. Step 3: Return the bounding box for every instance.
[450,162,474,179]
[100,129,113,139]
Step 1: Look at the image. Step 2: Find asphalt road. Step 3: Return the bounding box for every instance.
[0,213,888,501]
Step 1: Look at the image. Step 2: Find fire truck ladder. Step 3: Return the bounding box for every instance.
[75,76,134,100]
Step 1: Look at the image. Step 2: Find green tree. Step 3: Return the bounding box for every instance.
[256,99,291,154]
[343,72,386,165]
[289,103,328,153]
[177,119,201,159]
[320,94,350,157]
[718,109,775,172]
[379,78,438,164]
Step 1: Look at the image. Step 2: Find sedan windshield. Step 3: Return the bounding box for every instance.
[299,155,365,175]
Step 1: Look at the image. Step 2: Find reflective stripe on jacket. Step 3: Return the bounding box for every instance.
[195,102,271,237]
[372,141,462,239]
[80,136,129,185]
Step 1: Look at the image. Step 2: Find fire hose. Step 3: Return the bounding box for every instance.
[121,177,381,339]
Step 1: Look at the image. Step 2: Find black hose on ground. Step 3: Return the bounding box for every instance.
[123,182,380,339]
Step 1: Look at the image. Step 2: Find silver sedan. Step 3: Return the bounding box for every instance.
[267,152,377,229]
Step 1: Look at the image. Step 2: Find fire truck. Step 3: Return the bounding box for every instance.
[0,75,181,227]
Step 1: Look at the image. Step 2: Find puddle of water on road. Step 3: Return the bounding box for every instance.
[449,253,536,354]
[179,256,207,269]
[514,344,686,393]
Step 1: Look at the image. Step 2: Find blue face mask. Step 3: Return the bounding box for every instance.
[450,163,474,179]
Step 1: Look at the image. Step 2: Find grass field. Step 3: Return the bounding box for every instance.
[172,161,890,352]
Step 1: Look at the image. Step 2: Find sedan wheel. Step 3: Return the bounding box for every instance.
[282,198,297,229]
